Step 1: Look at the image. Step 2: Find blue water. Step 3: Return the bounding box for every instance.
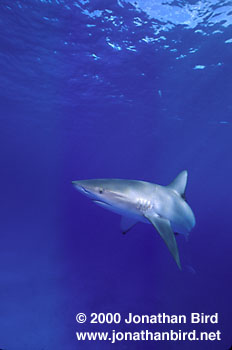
[0,0,232,349]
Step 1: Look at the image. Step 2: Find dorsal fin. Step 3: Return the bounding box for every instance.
[167,170,188,198]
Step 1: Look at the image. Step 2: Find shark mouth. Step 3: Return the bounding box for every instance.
[93,200,112,207]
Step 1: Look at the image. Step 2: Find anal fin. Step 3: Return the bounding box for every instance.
[144,213,181,269]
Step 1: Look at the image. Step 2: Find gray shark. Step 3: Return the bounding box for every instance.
[72,170,195,269]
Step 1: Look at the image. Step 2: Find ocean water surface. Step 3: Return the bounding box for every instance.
[0,0,232,349]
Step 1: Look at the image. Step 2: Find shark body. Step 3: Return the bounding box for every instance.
[72,170,195,269]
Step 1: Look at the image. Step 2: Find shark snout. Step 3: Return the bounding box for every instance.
[72,180,82,190]
[72,180,95,197]
[72,180,82,187]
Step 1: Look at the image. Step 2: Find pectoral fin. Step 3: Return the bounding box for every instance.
[144,213,181,269]
[120,216,138,234]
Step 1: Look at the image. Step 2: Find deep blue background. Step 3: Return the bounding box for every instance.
[0,0,232,349]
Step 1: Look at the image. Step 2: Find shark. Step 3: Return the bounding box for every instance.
[72,170,195,269]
